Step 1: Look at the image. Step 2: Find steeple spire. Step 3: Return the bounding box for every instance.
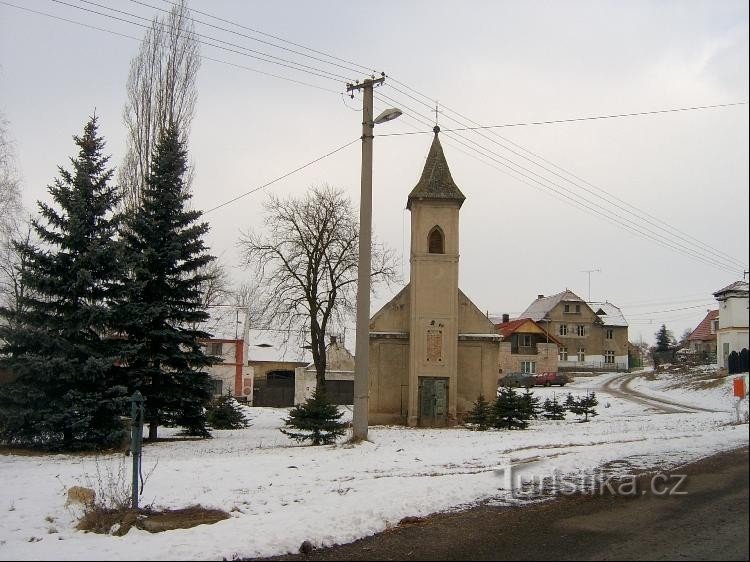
[406,128,465,209]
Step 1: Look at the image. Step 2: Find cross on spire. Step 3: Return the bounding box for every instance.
[433,102,442,127]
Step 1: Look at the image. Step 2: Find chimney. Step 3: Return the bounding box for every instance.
[537,294,544,300]
[502,313,510,323]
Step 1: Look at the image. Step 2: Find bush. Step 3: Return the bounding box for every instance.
[542,396,566,420]
[492,387,531,430]
[465,394,492,430]
[206,391,250,430]
[280,390,347,445]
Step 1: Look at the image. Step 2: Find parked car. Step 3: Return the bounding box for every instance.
[530,372,570,387]
[499,372,534,388]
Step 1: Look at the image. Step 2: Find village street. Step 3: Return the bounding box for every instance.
[263,445,749,561]
[1,368,747,561]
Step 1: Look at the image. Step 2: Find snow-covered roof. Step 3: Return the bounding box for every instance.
[519,289,585,321]
[713,281,749,298]
[588,301,628,327]
[246,329,311,363]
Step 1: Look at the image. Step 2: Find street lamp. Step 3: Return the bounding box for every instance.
[348,77,401,441]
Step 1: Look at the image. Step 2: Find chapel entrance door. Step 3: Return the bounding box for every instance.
[418,377,448,427]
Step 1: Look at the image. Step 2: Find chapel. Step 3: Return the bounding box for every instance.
[368,127,501,426]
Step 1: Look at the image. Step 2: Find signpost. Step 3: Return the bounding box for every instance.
[130,391,144,510]
[732,376,746,424]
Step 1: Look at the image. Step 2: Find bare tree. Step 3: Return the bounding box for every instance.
[119,0,200,211]
[239,185,398,392]
[0,219,35,333]
[0,112,22,239]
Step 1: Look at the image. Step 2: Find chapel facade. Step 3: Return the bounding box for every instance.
[368,127,501,427]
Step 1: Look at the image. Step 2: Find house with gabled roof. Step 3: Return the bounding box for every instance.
[686,309,719,358]
[518,290,629,370]
[494,317,559,375]
[713,281,749,370]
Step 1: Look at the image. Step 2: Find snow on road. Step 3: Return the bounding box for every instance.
[1,370,747,561]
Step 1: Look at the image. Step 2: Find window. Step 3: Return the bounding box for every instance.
[559,347,568,361]
[576,325,585,337]
[208,342,223,356]
[559,324,568,336]
[519,334,532,347]
[577,347,585,362]
[605,351,615,364]
[575,304,581,313]
[564,304,570,313]
[210,378,223,396]
[428,226,444,254]
[521,361,536,374]
[606,329,613,340]
[711,320,719,334]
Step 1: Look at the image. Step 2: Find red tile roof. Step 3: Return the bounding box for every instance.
[688,310,719,342]
[494,318,561,345]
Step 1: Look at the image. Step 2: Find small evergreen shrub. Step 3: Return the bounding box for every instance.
[542,396,567,420]
[206,391,249,430]
[492,387,530,430]
[465,394,492,430]
[280,390,347,445]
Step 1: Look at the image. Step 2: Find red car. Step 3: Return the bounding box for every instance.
[530,372,569,386]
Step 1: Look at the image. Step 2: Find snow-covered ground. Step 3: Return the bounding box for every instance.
[1,370,748,561]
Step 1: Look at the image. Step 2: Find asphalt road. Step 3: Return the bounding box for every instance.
[260,446,749,561]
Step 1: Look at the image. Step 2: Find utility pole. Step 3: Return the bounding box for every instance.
[581,268,601,301]
[349,76,383,442]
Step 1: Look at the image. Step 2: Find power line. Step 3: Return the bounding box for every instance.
[0,0,342,93]
[129,0,373,79]
[50,0,356,83]
[203,137,360,214]
[375,90,742,275]
[157,0,377,76]
[376,101,748,135]
[624,303,716,316]
[384,77,746,269]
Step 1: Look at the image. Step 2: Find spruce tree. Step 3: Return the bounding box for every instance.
[119,125,215,440]
[0,116,127,450]
[491,387,530,430]
[520,388,542,420]
[465,394,492,430]
[568,392,599,422]
[206,390,249,430]
[280,390,347,445]
[542,396,566,420]
[564,392,576,412]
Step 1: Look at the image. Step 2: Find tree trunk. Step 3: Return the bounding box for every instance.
[148,421,158,441]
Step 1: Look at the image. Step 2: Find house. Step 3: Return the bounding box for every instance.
[518,290,629,370]
[294,335,355,405]
[247,329,310,407]
[368,127,501,427]
[493,315,559,375]
[713,281,749,370]
[686,309,719,359]
[199,337,253,400]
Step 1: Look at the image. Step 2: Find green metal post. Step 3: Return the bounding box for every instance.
[130,391,144,510]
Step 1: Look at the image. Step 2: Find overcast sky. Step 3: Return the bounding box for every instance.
[1,0,748,346]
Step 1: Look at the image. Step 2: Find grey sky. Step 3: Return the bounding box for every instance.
[1,0,748,345]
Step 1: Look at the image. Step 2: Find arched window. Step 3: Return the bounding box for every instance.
[428,226,444,254]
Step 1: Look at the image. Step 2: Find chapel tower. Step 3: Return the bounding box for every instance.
[405,126,466,426]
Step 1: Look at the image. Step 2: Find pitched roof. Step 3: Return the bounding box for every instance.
[407,127,465,209]
[494,318,561,345]
[713,280,749,298]
[589,301,629,327]
[688,309,719,342]
[246,329,311,363]
[519,289,585,321]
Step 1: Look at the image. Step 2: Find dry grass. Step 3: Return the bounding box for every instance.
[77,505,230,535]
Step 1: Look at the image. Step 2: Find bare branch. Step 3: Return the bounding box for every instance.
[238,184,399,390]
